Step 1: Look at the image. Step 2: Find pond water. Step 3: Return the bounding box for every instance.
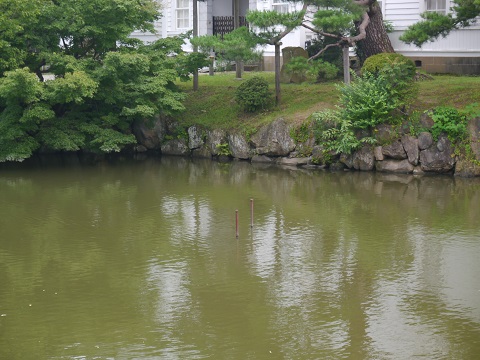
[1,156,479,360]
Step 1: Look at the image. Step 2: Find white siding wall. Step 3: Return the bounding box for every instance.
[383,0,480,57]
[391,28,480,57]
[384,0,421,29]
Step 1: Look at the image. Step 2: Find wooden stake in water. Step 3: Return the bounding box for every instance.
[250,199,254,228]
[235,210,239,238]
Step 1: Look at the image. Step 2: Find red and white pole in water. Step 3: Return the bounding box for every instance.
[250,199,254,228]
[235,210,239,238]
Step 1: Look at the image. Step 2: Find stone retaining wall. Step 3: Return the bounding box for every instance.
[133,116,480,178]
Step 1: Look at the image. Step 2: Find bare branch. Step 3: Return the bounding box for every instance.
[301,23,342,40]
[308,41,343,61]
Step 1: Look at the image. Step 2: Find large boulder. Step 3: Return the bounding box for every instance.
[454,117,480,177]
[188,125,205,150]
[228,133,251,159]
[311,145,338,165]
[419,112,434,129]
[401,134,419,165]
[374,124,397,144]
[340,153,354,169]
[206,129,228,156]
[375,159,414,173]
[419,135,455,172]
[382,140,407,159]
[132,116,167,150]
[455,159,480,177]
[374,146,384,161]
[161,138,190,156]
[352,146,375,171]
[293,136,315,158]
[250,118,296,156]
[468,117,480,159]
[418,132,433,150]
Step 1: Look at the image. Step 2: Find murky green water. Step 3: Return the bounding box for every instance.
[1,156,479,360]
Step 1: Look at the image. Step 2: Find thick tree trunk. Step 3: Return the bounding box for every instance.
[355,2,394,65]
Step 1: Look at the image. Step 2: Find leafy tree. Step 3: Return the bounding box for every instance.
[401,0,480,47]
[247,3,308,105]
[0,0,188,162]
[191,27,261,79]
[246,0,394,105]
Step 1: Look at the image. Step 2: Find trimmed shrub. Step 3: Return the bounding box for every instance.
[362,53,418,108]
[362,53,416,80]
[235,76,272,113]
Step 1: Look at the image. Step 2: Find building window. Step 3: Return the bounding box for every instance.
[176,0,189,29]
[272,0,289,14]
[426,0,447,14]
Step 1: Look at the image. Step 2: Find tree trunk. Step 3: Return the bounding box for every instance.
[233,0,243,79]
[274,43,281,106]
[343,46,351,84]
[355,2,395,65]
[193,0,199,91]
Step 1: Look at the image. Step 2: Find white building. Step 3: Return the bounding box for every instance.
[131,0,480,74]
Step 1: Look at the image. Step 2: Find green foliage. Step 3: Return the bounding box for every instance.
[240,124,258,142]
[311,61,419,155]
[285,57,339,82]
[312,109,375,155]
[429,106,468,141]
[216,143,231,156]
[175,52,210,81]
[339,71,401,129]
[362,53,416,80]
[312,4,363,34]
[0,1,187,162]
[401,0,480,47]
[306,36,343,73]
[235,76,272,113]
[426,103,480,164]
[361,54,418,109]
[191,27,261,67]
[246,9,307,42]
[405,110,423,137]
[290,122,312,143]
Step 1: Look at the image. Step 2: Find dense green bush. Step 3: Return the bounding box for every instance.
[312,62,421,156]
[313,110,367,155]
[362,53,416,79]
[285,57,339,82]
[362,54,418,112]
[339,71,401,129]
[429,106,468,141]
[235,76,272,112]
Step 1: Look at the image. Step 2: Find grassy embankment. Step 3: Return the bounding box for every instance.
[175,71,480,131]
